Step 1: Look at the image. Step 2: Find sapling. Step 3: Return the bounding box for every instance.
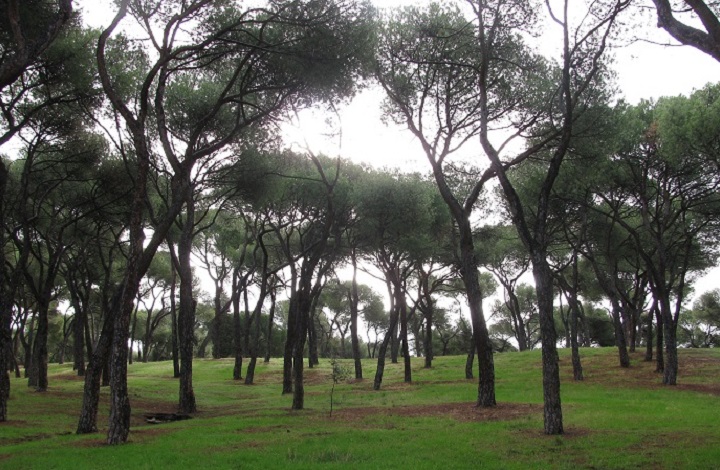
[328,357,351,417]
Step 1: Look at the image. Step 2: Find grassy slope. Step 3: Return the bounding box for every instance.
[0,347,718,469]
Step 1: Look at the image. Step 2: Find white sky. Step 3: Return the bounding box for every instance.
[78,1,720,307]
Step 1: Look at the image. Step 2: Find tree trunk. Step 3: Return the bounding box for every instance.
[644,300,656,362]
[655,307,664,373]
[77,306,114,434]
[533,260,563,435]
[282,293,297,394]
[0,299,11,421]
[177,194,197,414]
[461,252,495,408]
[291,275,314,410]
[465,345,474,380]
[350,253,362,379]
[610,300,630,368]
[373,305,400,390]
[423,309,433,369]
[170,266,180,378]
[659,299,677,385]
[106,279,137,444]
[264,287,276,363]
[399,293,411,383]
[29,299,49,392]
[570,301,583,381]
[73,300,86,376]
[389,316,399,364]
[307,310,318,369]
[563,261,583,381]
[129,306,138,365]
[143,302,154,362]
[233,285,244,381]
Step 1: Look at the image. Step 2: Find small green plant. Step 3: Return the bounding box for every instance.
[328,356,351,417]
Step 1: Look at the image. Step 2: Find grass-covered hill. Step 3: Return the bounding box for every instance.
[1,347,718,469]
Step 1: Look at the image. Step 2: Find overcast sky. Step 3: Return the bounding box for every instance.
[78,1,720,169]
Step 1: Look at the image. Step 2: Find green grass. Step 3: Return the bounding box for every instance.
[1,348,719,469]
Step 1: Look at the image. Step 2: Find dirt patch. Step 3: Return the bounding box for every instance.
[0,433,54,446]
[321,402,540,423]
[674,383,720,396]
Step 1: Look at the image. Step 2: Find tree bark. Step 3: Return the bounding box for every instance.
[264,287,276,363]
[465,344,475,380]
[533,259,563,435]
[350,253,362,379]
[170,259,180,378]
[177,191,197,413]
[389,315,399,364]
[460,236,495,408]
[399,291,412,383]
[72,295,86,376]
[655,307,664,373]
[659,298,677,385]
[373,304,400,390]
[423,307,433,368]
[569,301,583,381]
[28,298,49,392]
[645,300,656,362]
[77,305,114,434]
[307,307,319,368]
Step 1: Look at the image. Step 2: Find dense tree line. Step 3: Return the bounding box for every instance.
[2,0,720,443]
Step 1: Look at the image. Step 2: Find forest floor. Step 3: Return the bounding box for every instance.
[1,347,718,469]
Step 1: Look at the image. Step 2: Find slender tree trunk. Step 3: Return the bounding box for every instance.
[177,194,197,413]
[170,261,180,378]
[129,306,138,365]
[644,301,656,362]
[307,310,318,369]
[465,344,475,380]
[373,305,400,391]
[350,253,362,379]
[659,299,677,385]
[423,308,433,369]
[211,285,223,359]
[506,288,529,352]
[291,269,316,410]
[627,310,637,353]
[73,299,86,376]
[461,251,495,407]
[390,316,399,364]
[570,301,583,381]
[233,287,244,381]
[0,299,11,422]
[399,293,411,383]
[264,287,276,363]
[77,306,114,434]
[29,300,49,392]
[566,260,583,381]
[245,275,268,385]
[282,294,297,394]
[106,282,137,444]
[83,310,93,365]
[533,259,563,435]
[655,307,664,373]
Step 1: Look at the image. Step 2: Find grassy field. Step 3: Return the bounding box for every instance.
[1,347,718,469]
